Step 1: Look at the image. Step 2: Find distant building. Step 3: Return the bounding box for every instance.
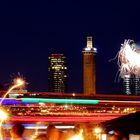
[123,75,131,95]
[9,89,28,98]
[82,36,97,95]
[123,74,140,95]
[48,53,67,93]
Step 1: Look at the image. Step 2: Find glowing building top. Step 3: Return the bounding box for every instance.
[83,36,97,53]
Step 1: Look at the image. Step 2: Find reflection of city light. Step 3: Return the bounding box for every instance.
[94,127,102,134]
[68,129,83,140]
[0,110,8,120]
[94,127,103,140]
[102,134,107,140]
[38,102,46,106]
[64,104,69,109]
[72,93,75,96]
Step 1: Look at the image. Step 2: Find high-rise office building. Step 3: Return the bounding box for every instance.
[123,75,131,95]
[82,36,97,95]
[48,53,67,93]
[123,75,140,95]
[133,76,140,95]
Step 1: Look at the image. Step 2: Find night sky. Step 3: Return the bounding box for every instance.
[0,1,140,94]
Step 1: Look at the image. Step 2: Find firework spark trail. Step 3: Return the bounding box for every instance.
[118,39,140,78]
[0,78,25,140]
[0,78,24,105]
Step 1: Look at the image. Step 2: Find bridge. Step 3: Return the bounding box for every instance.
[1,92,140,123]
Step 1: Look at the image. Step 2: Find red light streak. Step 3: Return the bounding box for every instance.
[10,116,122,122]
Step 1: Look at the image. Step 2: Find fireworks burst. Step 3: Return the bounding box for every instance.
[11,73,27,90]
[118,39,140,78]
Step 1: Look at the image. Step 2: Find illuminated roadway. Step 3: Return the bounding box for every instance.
[1,92,140,122]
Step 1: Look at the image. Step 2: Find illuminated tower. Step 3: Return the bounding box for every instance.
[48,54,67,93]
[82,36,97,95]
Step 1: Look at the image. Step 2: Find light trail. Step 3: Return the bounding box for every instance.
[21,98,99,104]
[21,97,140,105]
[1,98,140,107]
[0,78,25,140]
[1,97,140,105]
[99,100,140,104]
[10,116,122,122]
[1,124,75,129]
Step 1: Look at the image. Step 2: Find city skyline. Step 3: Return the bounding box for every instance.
[0,1,140,93]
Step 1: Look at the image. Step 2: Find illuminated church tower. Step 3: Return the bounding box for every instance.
[82,36,97,95]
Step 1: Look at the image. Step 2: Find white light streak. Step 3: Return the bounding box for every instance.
[25,125,75,129]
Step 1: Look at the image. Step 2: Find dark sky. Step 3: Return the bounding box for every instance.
[0,0,140,94]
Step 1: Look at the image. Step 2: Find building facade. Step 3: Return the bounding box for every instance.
[82,36,97,95]
[123,74,140,95]
[48,53,67,93]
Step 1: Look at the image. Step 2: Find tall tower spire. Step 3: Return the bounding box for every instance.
[87,36,93,49]
[82,36,97,96]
